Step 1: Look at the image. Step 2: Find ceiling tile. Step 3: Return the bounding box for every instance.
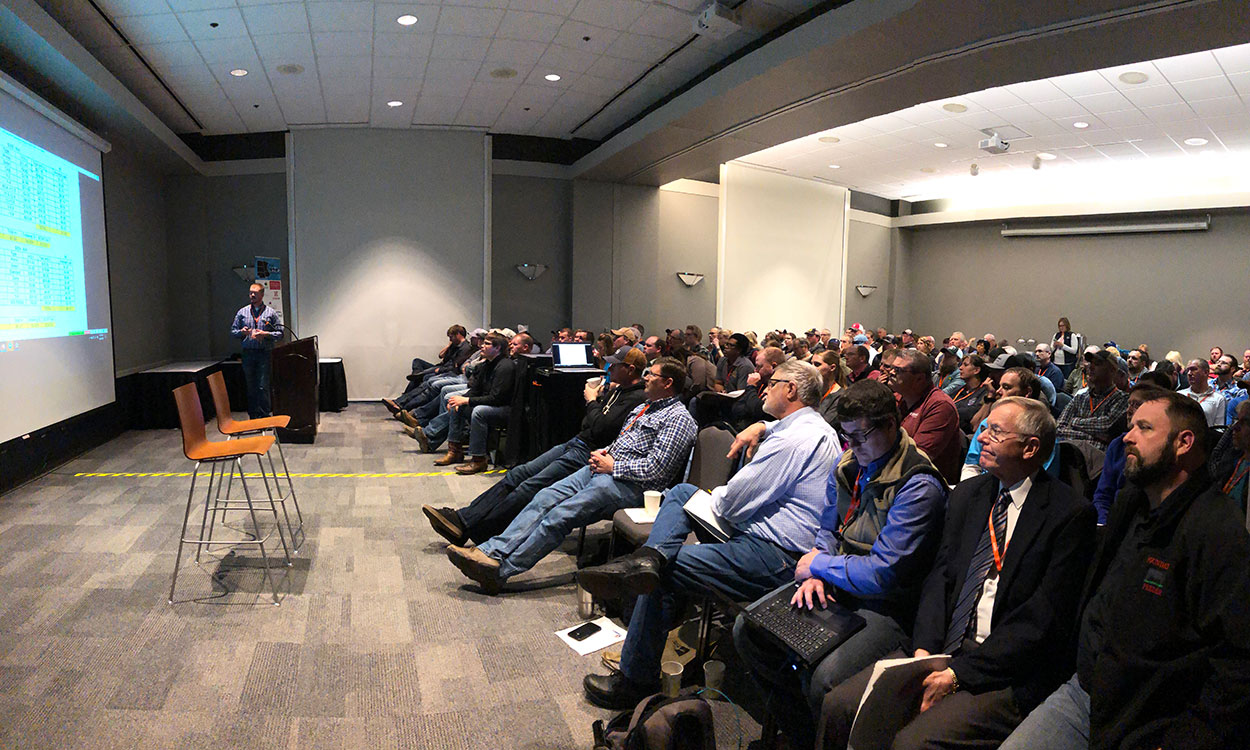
[1188,97,1246,118]
[166,0,234,11]
[1153,51,1224,82]
[1072,90,1133,114]
[584,54,649,82]
[372,76,424,100]
[570,0,647,32]
[271,84,326,123]
[423,58,482,87]
[1097,61,1163,89]
[373,3,441,31]
[113,14,188,45]
[1120,84,1184,108]
[1030,97,1090,119]
[606,32,674,64]
[430,34,492,61]
[240,4,309,36]
[323,92,370,122]
[161,63,219,89]
[177,7,248,40]
[315,55,372,79]
[631,3,695,42]
[537,44,599,73]
[1213,45,1250,75]
[509,0,579,14]
[96,0,172,16]
[455,97,505,127]
[373,56,426,78]
[436,6,506,37]
[496,9,564,43]
[373,32,433,59]
[136,41,201,70]
[1003,79,1067,103]
[252,33,316,67]
[961,87,1023,110]
[1051,70,1118,97]
[1171,76,1237,101]
[1094,108,1151,128]
[552,20,618,55]
[509,83,564,108]
[413,93,465,122]
[312,31,372,57]
[1228,71,1250,97]
[194,36,260,65]
[1132,137,1183,156]
[1112,123,1164,141]
[484,38,548,68]
[308,1,374,32]
[1141,102,1197,123]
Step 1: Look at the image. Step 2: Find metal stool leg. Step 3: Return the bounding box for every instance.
[273,436,304,531]
[195,461,218,563]
[237,459,281,605]
[169,463,202,603]
[255,454,291,566]
[265,447,302,552]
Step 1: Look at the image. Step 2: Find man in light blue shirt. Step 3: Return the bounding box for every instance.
[578,360,840,709]
[230,282,282,418]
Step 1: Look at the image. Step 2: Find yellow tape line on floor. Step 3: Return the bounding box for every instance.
[72,470,507,478]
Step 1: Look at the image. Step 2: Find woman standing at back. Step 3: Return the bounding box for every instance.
[1051,317,1082,379]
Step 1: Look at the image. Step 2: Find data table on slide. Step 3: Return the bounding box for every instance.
[0,127,88,340]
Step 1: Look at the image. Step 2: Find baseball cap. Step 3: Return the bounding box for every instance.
[852,334,868,345]
[1085,349,1129,373]
[610,326,640,343]
[985,352,1013,370]
[805,328,819,336]
[470,327,488,338]
[605,347,646,369]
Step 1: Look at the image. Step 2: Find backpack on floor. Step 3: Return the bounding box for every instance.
[592,688,716,750]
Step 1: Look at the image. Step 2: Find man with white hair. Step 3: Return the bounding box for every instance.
[1033,343,1065,392]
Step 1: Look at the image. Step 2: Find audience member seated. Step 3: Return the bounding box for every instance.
[936,348,963,394]
[1001,391,1250,750]
[962,368,1057,481]
[642,335,663,364]
[1091,383,1163,526]
[885,349,963,485]
[1216,400,1250,516]
[1180,358,1227,426]
[733,380,947,750]
[1212,354,1249,423]
[1125,348,1150,387]
[814,348,847,427]
[577,360,841,708]
[389,328,484,420]
[443,357,697,594]
[1208,345,1224,371]
[384,324,474,411]
[951,354,991,433]
[671,344,715,398]
[611,326,642,353]
[420,348,648,546]
[714,332,756,392]
[844,344,879,384]
[1056,350,1130,457]
[1063,344,1101,395]
[1032,343,1065,393]
[732,346,788,429]
[819,397,1096,750]
[807,328,826,354]
[683,324,709,360]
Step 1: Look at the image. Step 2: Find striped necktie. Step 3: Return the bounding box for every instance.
[943,488,1012,653]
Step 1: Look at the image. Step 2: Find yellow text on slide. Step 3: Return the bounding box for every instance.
[35,225,70,237]
[0,322,54,329]
[41,306,75,311]
[0,233,51,248]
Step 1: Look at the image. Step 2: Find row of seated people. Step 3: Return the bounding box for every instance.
[403,332,1248,749]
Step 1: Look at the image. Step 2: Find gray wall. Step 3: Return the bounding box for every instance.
[490,175,572,339]
[571,181,718,334]
[164,172,288,361]
[102,144,171,375]
[844,219,893,331]
[900,210,1250,358]
[291,128,486,399]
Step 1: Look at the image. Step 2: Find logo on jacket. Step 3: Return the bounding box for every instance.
[1142,556,1170,596]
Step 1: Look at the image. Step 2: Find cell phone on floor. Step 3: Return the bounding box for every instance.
[568,622,601,641]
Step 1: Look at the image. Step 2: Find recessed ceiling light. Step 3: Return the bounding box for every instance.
[544,73,561,82]
[1072,121,1089,129]
[1117,71,1149,85]
[229,68,248,77]
[387,100,403,108]
[276,63,303,75]
[828,164,840,169]
[920,167,936,173]
[1184,137,1208,146]
[1037,152,1057,160]
[942,102,968,113]
[818,136,840,144]
[490,67,517,79]
[396,14,417,26]
[933,142,948,148]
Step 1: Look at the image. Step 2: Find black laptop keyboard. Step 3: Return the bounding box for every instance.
[746,592,843,663]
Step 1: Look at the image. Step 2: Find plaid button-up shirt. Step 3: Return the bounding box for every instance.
[607,395,697,491]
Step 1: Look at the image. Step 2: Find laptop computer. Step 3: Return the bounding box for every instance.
[743,581,867,667]
[551,343,602,372]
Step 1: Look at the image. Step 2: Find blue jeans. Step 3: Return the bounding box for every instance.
[619,483,797,684]
[240,348,272,418]
[466,404,510,457]
[398,373,464,411]
[1000,674,1089,750]
[420,383,468,427]
[733,590,909,749]
[458,438,592,543]
[478,466,642,579]
[422,385,469,449]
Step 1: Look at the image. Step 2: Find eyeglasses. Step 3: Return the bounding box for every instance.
[842,423,879,446]
[765,378,794,390]
[983,424,1026,444]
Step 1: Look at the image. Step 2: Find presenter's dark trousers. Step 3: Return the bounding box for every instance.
[457,437,591,543]
[241,348,272,418]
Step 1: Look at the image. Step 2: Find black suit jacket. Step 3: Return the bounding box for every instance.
[911,470,1097,712]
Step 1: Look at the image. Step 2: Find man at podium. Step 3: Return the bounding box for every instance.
[230,282,282,418]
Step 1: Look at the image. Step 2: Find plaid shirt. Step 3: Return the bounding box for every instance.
[1057,386,1129,450]
[608,395,698,491]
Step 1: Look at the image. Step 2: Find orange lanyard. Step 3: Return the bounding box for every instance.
[823,382,839,400]
[843,470,864,526]
[1223,457,1250,495]
[1088,390,1115,416]
[623,403,650,432]
[953,385,978,404]
[988,505,1010,572]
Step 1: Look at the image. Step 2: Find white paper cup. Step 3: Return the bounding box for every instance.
[661,660,683,697]
[702,660,725,692]
[644,490,662,515]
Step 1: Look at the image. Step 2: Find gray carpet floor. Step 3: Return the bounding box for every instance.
[0,404,766,749]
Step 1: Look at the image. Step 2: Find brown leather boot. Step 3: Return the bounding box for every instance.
[455,456,489,475]
[433,442,464,466]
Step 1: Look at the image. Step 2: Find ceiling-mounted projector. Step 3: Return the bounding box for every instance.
[693,2,742,39]
[979,132,1010,154]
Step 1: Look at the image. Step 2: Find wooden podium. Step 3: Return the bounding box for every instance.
[272,336,319,443]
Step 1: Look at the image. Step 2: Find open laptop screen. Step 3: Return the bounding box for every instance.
[552,343,594,368]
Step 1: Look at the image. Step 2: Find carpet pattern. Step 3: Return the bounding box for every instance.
[0,404,765,749]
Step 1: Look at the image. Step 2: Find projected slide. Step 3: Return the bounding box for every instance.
[0,125,91,341]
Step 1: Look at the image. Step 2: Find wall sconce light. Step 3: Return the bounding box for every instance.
[676,272,704,287]
[232,264,254,283]
[855,285,877,298]
[516,264,548,281]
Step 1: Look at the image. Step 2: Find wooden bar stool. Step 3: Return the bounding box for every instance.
[205,371,305,552]
[169,382,287,605]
